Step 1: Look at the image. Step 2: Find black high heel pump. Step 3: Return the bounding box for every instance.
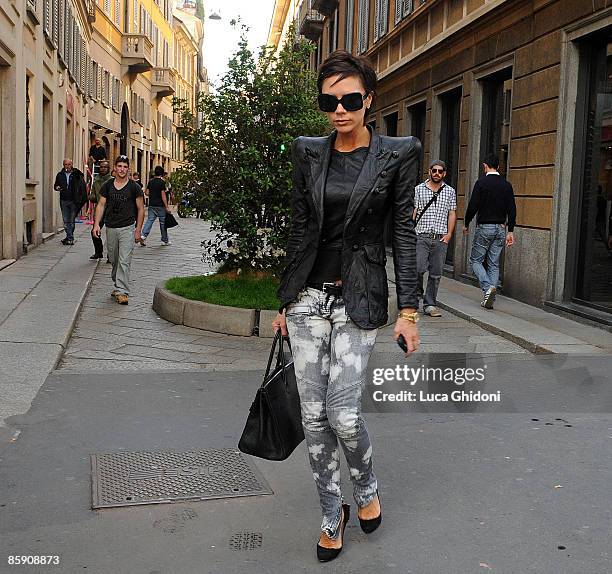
[358,491,382,534]
[317,504,350,562]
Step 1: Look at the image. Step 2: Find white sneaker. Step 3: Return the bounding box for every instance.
[483,287,496,309]
[161,240,172,246]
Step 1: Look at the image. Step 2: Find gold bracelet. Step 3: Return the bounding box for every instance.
[397,311,419,323]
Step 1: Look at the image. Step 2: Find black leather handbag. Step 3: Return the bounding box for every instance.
[238,332,304,461]
[164,212,179,230]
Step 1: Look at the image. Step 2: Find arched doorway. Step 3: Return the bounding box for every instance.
[120,103,129,155]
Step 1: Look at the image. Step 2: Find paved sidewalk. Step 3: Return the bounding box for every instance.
[386,262,612,355]
[59,216,274,373]
[0,224,98,434]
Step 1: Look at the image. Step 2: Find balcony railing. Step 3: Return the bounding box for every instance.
[299,2,324,42]
[122,34,154,73]
[312,0,339,17]
[152,67,177,98]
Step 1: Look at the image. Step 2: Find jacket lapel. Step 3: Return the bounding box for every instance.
[307,131,335,231]
[344,129,391,228]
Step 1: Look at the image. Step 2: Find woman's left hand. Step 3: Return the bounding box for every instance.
[394,317,420,354]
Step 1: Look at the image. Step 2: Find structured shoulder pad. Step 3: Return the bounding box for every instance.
[379,135,422,156]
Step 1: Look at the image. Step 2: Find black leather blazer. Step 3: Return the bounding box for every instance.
[277,127,422,329]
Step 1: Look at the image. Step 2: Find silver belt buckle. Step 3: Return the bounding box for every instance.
[322,282,340,293]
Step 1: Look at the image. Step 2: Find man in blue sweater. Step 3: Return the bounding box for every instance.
[463,154,516,309]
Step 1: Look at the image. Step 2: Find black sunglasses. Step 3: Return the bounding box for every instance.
[430,168,445,174]
[318,92,369,113]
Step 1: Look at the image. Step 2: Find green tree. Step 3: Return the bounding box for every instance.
[173,23,328,272]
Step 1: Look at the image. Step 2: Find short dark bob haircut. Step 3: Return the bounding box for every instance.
[317,50,377,96]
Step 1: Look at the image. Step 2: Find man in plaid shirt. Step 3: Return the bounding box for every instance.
[413,160,457,316]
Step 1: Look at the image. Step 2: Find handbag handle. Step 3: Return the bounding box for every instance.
[263,331,292,387]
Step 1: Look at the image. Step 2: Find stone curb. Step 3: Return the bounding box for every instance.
[153,283,400,338]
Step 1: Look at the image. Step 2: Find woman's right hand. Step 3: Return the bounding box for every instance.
[272,311,288,336]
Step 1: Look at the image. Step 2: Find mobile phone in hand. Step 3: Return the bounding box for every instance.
[397,334,408,353]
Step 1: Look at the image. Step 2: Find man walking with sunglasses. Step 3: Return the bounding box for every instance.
[93,155,145,305]
[413,160,457,317]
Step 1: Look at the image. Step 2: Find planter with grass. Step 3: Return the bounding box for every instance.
[153,272,282,337]
[153,272,400,338]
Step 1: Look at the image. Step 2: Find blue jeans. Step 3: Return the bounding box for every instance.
[60,199,78,241]
[469,224,506,293]
[285,288,379,538]
[142,207,168,242]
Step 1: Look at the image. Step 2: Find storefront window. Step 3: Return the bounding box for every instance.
[575,36,612,312]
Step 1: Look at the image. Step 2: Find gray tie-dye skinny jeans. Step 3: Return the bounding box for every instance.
[285,287,379,539]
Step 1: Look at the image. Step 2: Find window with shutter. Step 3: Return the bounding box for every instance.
[395,0,413,24]
[86,55,90,97]
[375,0,388,42]
[81,38,86,90]
[52,0,59,45]
[104,0,110,15]
[67,4,73,65]
[133,0,138,32]
[358,0,369,54]
[93,62,98,100]
[43,0,50,36]
[345,0,354,52]
[114,0,120,26]
[76,32,81,87]
[61,5,67,63]
[58,0,64,59]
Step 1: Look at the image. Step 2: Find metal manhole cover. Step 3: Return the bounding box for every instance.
[91,448,273,509]
[229,532,263,551]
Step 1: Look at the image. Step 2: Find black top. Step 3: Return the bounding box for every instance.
[464,174,517,232]
[147,177,166,207]
[89,145,107,162]
[100,179,144,228]
[307,146,368,283]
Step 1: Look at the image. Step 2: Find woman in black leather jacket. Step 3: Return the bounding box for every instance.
[272,50,421,562]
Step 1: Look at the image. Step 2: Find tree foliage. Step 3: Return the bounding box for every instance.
[173,24,328,272]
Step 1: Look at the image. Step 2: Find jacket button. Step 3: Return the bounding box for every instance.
[352,244,359,251]
[359,226,366,232]
[321,238,327,244]
[381,170,387,178]
[367,208,372,214]
[373,187,380,194]
[392,151,399,158]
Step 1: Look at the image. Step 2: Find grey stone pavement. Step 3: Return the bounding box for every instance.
[1,213,612,573]
[59,215,527,377]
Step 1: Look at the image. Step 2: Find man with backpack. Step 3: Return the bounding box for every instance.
[413,160,457,317]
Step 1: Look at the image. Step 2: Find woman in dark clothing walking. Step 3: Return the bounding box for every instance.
[273,51,421,562]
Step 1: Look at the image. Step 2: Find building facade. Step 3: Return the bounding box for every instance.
[171,3,206,172]
[270,0,612,326]
[89,0,192,181]
[0,0,94,260]
[0,0,206,263]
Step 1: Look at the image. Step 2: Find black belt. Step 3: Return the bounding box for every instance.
[306,282,343,296]
[418,232,444,239]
